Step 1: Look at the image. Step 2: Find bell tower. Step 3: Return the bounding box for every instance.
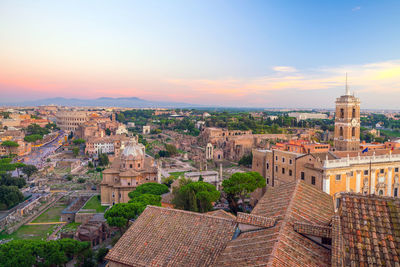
[334,74,361,151]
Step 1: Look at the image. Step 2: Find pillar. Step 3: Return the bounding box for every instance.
[387,167,393,196]
[346,172,351,192]
[370,169,376,194]
[323,174,330,195]
[356,171,361,193]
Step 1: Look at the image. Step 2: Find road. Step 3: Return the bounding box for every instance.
[13,131,66,176]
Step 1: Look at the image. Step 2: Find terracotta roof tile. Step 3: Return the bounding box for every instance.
[215,180,334,266]
[105,206,236,267]
[236,212,276,228]
[206,209,236,220]
[335,193,400,266]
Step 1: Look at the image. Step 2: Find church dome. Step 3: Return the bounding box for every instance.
[122,142,144,158]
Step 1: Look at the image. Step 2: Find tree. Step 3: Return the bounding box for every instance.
[73,138,86,145]
[128,183,169,199]
[98,153,109,166]
[165,143,178,156]
[24,134,43,143]
[172,181,220,213]
[1,140,19,156]
[26,123,50,136]
[0,173,26,188]
[0,239,91,267]
[0,185,24,209]
[13,162,25,177]
[222,171,266,213]
[128,193,162,206]
[77,177,85,183]
[104,202,146,230]
[22,164,38,178]
[161,176,176,187]
[238,153,253,167]
[72,147,80,157]
[0,158,16,174]
[96,247,109,263]
[105,128,111,136]
[88,161,94,168]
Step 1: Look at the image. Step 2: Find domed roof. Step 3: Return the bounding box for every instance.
[122,142,144,158]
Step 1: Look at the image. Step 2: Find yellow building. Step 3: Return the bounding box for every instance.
[322,151,400,198]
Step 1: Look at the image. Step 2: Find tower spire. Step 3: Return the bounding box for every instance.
[345,72,350,95]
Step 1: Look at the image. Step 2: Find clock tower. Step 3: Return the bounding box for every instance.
[334,75,360,151]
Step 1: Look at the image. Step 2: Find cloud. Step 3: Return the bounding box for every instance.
[352,6,361,11]
[166,59,400,98]
[272,66,298,73]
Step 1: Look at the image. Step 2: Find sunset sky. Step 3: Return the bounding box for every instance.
[1,0,400,108]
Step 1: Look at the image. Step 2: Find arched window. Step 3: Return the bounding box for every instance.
[340,109,344,119]
[352,108,356,118]
[340,127,344,137]
[352,127,356,137]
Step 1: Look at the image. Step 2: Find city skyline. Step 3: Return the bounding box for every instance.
[1,0,400,109]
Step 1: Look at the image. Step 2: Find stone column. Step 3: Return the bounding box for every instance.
[323,174,330,195]
[387,167,393,196]
[346,172,351,192]
[356,171,361,193]
[370,169,376,194]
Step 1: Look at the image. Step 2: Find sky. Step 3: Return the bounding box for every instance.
[1,0,400,109]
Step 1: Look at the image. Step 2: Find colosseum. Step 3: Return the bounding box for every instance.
[56,110,88,133]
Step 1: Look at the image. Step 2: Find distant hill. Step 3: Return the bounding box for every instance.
[0,97,204,108]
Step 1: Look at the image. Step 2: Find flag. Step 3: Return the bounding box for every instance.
[362,147,368,154]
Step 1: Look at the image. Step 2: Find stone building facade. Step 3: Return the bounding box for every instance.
[56,110,88,133]
[333,81,360,151]
[100,137,160,206]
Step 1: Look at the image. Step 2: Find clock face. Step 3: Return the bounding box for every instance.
[351,119,357,127]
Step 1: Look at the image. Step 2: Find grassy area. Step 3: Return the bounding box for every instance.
[81,195,107,213]
[380,129,400,137]
[0,224,57,240]
[169,171,186,179]
[32,203,67,223]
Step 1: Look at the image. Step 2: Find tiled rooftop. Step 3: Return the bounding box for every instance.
[215,180,334,266]
[336,193,400,267]
[105,206,237,267]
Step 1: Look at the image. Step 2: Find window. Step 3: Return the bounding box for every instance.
[128,182,130,186]
[364,170,368,175]
[380,169,384,174]
[289,170,293,176]
[336,174,341,181]
[301,172,305,180]
[282,157,285,163]
[267,178,269,184]
[339,127,344,137]
[112,192,115,198]
[379,190,384,196]
[282,168,285,174]
[138,163,140,168]
[275,166,278,172]
[395,188,398,197]
[395,168,399,172]
[130,164,133,168]
[275,156,278,161]
[266,163,269,170]
[352,127,356,137]
[311,176,316,185]
[289,159,293,165]
[352,108,356,118]
[340,108,344,118]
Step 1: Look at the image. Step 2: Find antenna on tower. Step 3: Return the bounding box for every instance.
[345,73,350,95]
